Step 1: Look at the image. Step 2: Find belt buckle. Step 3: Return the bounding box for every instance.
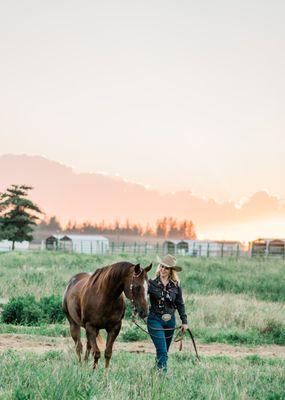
[161,313,171,322]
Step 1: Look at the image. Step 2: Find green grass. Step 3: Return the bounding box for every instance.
[185,294,285,345]
[1,292,284,345]
[181,258,285,302]
[0,252,284,398]
[0,323,69,337]
[0,350,284,400]
[0,252,284,346]
[0,252,284,301]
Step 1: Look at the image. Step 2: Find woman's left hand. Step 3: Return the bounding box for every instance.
[181,324,188,333]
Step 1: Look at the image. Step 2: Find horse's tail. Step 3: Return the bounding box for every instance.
[96,331,106,351]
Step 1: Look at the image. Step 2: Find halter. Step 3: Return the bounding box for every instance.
[129,268,144,312]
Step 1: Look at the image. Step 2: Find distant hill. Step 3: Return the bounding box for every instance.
[1,154,284,239]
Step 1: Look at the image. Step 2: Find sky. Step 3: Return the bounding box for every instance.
[1,0,284,202]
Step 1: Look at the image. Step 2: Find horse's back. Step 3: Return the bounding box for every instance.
[63,272,91,326]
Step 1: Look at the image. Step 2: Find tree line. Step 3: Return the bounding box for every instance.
[38,216,196,239]
[0,184,196,250]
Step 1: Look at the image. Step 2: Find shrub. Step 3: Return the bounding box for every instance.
[260,319,285,345]
[121,325,146,342]
[1,295,65,325]
[1,295,41,325]
[39,295,65,323]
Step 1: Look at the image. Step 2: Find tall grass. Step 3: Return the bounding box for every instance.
[186,294,285,345]
[0,350,284,400]
[0,252,284,301]
[0,252,284,345]
[181,258,285,302]
[0,252,144,299]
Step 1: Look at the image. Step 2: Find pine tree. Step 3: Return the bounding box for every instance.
[0,185,43,250]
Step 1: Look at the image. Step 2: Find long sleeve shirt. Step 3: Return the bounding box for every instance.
[148,277,188,324]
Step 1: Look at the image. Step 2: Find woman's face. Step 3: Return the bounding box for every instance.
[159,264,171,279]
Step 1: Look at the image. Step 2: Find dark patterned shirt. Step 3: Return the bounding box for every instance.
[148,277,187,324]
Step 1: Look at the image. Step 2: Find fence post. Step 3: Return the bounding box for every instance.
[145,242,147,254]
[248,242,251,258]
[156,243,159,254]
[207,242,210,258]
[122,242,125,253]
[134,242,137,254]
[111,242,114,254]
[221,243,224,258]
[236,243,239,260]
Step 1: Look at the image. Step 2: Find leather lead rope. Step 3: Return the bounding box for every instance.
[131,315,200,361]
[186,328,200,361]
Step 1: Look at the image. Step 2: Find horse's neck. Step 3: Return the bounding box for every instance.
[104,266,132,300]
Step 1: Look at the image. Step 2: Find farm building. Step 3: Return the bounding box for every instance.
[162,239,242,257]
[45,234,109,254]
[0,240,30,252]
[250,238,285,258]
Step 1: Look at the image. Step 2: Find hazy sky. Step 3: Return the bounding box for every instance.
[1,0,284,202]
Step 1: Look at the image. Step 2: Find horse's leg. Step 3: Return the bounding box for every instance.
[69,322,83,362]
[86,323,101,369]
[84,331,91,361]
[105,321,122,370]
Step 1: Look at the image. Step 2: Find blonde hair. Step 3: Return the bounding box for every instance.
[155,264,180,284]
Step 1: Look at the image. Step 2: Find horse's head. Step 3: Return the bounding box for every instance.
[127,263,152,319]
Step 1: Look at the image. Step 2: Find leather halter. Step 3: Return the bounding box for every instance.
[129,269,143,295]
[129,268,144,310]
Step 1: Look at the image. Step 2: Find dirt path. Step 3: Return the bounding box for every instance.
[0,334,284,359]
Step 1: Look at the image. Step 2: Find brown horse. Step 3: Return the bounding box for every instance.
[63,261,152,369]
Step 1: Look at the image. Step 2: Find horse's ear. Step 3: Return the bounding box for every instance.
[144,263,152,272]
[134,263,141,274]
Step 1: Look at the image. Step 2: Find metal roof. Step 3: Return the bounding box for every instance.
[252,238,285,243]
[163,239,241,245]
[63,234,108,241]
[46,234,108,241]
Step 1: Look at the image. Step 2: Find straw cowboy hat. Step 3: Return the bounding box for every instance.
[157,254,182,272]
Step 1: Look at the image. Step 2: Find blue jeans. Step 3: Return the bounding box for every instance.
[147,313,176,372]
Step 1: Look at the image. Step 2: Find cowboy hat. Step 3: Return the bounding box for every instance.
[156,254,182,272]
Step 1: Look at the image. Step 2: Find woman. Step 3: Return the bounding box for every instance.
[147,254,188,372]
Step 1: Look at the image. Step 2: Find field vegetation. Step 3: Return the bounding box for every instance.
[0,252,284,346]
[0,251,284,399]
[0,350,284,400]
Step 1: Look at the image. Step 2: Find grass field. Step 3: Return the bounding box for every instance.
[0,251,284,399]
[0,252,284,346]
[0,350,284,400]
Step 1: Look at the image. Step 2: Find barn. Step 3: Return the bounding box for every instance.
[251,238,285,258]
[45,234,109,254]
[162,239,241,257]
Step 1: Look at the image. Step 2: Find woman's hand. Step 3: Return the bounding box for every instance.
[181,324,188,333]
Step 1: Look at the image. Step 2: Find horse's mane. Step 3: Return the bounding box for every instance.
[88,262,134,292]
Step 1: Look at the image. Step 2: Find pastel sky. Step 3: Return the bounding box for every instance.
[1,0,284,202]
